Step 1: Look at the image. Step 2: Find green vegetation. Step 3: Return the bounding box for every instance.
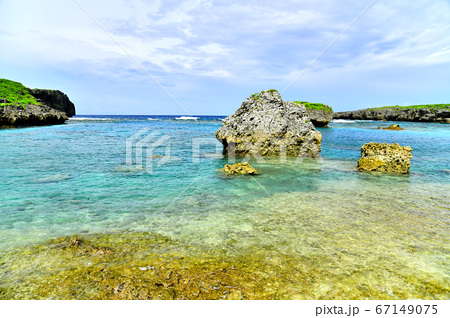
[0,79,40,108]
[366,104,450,112]
[251,93,260,100]
[251,89,278,100]
[293,101,333,113]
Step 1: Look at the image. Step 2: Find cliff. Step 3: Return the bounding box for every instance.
[28,89,76,117]
[0,79,75,127]
[334,105,450,123]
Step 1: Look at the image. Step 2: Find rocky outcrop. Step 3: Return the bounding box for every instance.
[357,142,413,173]
[305,109,333,127]
[224,162,257,175]
[1,79,75,127]
[378,124,404,130]
[215,90,322,158]
[27,89,76,117]
[334,106,450,123]
[0,104,68,127]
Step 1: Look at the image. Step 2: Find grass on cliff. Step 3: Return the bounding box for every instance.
[251,89,278,100]
[0,79,40,108]
[293,101,333,113]
[366,104,450,112]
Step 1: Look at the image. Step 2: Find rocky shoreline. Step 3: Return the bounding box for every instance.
[0,104,68,127]
[0,79,75,128]
[334,106,450,123]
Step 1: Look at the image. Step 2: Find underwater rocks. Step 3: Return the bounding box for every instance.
[378,124,404,130]
[215,90,322,158]
[357,142,413,173]
[224,162,257,175]
[0,104,68,127]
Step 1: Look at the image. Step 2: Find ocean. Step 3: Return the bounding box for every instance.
[0,116,449,299]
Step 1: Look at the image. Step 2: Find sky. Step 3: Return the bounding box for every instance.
[0,0,449,115]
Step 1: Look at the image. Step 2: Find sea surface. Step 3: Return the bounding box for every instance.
[0,116,449,299]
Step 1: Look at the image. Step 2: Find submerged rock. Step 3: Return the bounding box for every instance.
[357,142,413,173]
[378,124,404,130]
[215,90,322,158]
[224,162,257,175]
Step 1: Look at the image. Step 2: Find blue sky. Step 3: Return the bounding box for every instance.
[1,0,449,115]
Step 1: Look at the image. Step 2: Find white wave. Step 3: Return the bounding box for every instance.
[332,119,355,123]
[175,116,199,120]
[147,118,158,121]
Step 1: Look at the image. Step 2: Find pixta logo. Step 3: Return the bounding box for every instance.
[126,128,172,174]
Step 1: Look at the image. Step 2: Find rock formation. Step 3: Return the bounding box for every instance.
[0,104,68,127]
[28,89,76,117]
[223,162,257,175]
[305,108,333,127]
[378,124,404,130]
[334,105,450,123]
[0,79,75,127]
[215,90,322,158]
[357,142,413,173]
[294,102,333,127]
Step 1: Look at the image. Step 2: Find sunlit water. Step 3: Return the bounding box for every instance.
[0,116,449,299]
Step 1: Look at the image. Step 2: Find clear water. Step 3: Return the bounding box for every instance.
[0,116,449,299]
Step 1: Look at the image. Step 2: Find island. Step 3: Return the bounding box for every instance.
[0,79,75,127]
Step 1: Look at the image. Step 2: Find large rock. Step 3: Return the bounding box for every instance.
[305,109,333,127]
[334,106,450,123]
[28,89,76,117]
[357,142,413,173]
[0,104,68,127]
[295,102,333,127]
[216,90,322,158]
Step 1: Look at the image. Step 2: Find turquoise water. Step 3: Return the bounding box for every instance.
[0,116,449,299]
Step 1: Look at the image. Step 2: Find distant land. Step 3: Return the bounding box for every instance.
[334,104,450,123]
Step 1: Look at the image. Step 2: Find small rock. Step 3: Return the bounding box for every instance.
[378,124,404,130]
[223,162,257,175]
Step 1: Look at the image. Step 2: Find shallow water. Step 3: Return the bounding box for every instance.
[0,117,449,299]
